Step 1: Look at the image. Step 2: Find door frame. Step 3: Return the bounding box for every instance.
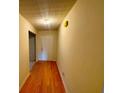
[28,31,36,62]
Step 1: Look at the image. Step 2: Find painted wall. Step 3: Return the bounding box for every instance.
[36,31,58,61]
[57,0,104,93]
[19,14,37,88]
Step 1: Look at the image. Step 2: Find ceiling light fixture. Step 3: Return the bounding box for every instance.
[41,18,53,26]
[44,19,51,25]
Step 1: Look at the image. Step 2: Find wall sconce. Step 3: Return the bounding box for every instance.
[64,20,69,27]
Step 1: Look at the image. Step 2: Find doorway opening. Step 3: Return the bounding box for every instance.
[29,31,36,71]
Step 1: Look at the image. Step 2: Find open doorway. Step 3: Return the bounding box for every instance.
[29,31,36,71]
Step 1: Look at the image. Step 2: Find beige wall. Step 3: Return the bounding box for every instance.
[19,14,37,87]
[57,0,104,93]
[36,30,58,61]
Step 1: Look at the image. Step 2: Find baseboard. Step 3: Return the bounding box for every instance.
[56,63,69,93]
[19,73,30,90]
[38,60,56,62]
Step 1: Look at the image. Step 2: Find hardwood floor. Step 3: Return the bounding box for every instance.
[20,61,65,93]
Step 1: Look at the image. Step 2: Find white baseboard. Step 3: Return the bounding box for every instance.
[19,73,30,90]
[38,60,56,62]
[56,63,69,93]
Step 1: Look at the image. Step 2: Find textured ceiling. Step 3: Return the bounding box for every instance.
[19,0,76,30]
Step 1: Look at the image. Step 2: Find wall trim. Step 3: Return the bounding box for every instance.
[56,62,69,93]
[38,60,56,62]
[19,73,30,90]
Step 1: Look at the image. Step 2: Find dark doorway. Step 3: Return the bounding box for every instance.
[29,31,36,71]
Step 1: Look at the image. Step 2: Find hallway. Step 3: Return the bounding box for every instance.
[20,61,65,93]
[19,0,104,93]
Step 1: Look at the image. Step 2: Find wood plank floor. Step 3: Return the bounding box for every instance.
[20,61,65,93]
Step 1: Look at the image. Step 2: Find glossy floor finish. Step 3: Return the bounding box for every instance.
[20,61,65,93]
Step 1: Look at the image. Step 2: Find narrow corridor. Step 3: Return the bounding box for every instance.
[19,0,104,93]
[20,61,65,93]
